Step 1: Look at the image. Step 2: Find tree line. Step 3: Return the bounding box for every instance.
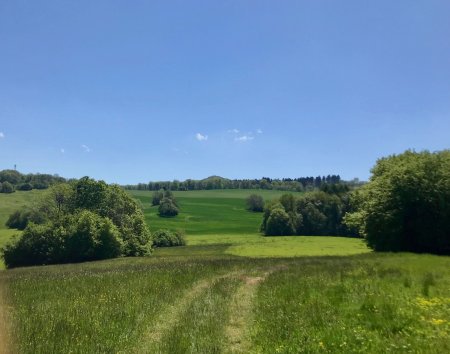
[124,175,363,192]
[258,189,356,237]
[0,169,67,193]
[256,150,449,255]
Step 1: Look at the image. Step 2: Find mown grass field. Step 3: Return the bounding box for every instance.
[0,189,449,353]
[130,189,297,235]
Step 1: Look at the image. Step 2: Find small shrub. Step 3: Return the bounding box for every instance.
[6,208,47,230]
[152,190,164,206]
[1,181,14,193]
[33,182,49,190]
[17,183,33,191]
[152,229,186,247]
[159,197,179,217]
[1,223,65,267]
[246,194,264,212]
[265,207,295,236]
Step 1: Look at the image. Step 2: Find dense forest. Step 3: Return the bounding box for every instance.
[124,175,363,192]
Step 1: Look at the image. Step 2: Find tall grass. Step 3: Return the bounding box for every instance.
[251,254,450,353]
[1,253,449,353]
[2,257,243,353]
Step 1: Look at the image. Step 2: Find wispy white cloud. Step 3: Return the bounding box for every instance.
[235,135,254,142]
[256,129,263,134]
[195,133,208,141]
[81,144,91,152]
[228,128,239,134]
[60,148,65,153]
[0,132,4,139]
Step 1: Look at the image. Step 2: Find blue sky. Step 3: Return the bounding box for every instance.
[1,0,449,184]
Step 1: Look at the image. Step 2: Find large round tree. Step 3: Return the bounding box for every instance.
[344,150,450,254]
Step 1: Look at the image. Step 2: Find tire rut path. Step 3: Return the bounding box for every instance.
[225,265,287,353]
[133,271,243,353]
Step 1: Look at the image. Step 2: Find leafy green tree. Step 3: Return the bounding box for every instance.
[65,210,123,262]
[163,189,174,198]
[297,202,327,235]
[261,191,353,236]
[280,194,296,213]
[265,207,295,236]
[246,194,264,212]
[17,183,33,191]
[1,181,14,193]
[152,190,164,206]
[260,200,282,233]
[2,223,66,267]
[5,208,46,230]
[344,150,450,254]
[2,211,123,268]
[72,177,108,211]
[152,229,186,247]
[35,183,74,218]
[0,170,21,185]
[158,197,179,217]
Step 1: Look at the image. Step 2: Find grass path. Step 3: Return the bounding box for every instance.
[225,274,266,353]
[133,271,243,353]
[225,265,287,353]
[134,267,282,353]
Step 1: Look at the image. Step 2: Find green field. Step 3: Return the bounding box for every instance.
[0,189,449,353]
[0,190,44,269]
[130,189,371,258]
[0,189,370,267]
[1,253,449,353]
[130,189,300,235]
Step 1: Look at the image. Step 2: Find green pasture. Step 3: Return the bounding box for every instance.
[130,189,300,235]
[130,189,370,258]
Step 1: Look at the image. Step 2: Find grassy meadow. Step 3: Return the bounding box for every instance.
[1,254,449,353]
[0,189,449,353]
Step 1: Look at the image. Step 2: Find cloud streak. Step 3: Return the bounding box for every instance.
[195,133,208,141]
[0,132,4,139]
[235,135,254,142]
[81,144,91,152]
